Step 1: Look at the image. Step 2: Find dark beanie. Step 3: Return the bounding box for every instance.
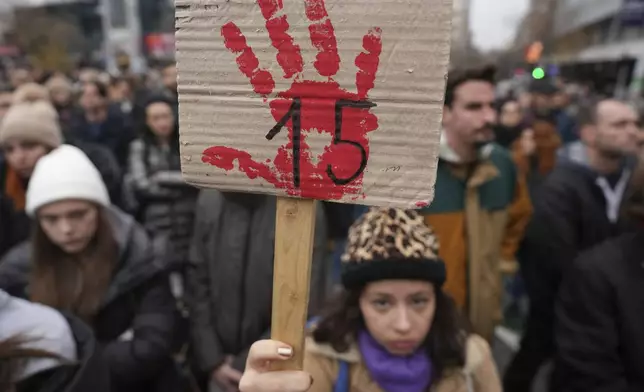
[341,208,446,289]
[529,79,558,95]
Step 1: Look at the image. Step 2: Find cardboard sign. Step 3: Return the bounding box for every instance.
[176,0,452,208]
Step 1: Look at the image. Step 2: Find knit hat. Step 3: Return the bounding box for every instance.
[12,82,50,104]
[341,208,446,289]
[529,79,558,95]
[0,100,62,148]
[26,145,110,216]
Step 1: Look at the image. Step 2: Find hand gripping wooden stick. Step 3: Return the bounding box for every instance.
[270,197,317,370]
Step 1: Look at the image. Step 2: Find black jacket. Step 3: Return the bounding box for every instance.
[17,314,111,392]
[187,191,328,375]
[0,207,181,392]
[519,146,635,362]
[520,144,631,378]
[553,231,644,392]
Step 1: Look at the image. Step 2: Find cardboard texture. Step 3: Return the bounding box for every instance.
[176,0,452,208]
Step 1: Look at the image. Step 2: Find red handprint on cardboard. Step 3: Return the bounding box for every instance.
[201,0,382,201]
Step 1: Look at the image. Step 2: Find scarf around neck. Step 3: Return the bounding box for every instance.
[358,330,432,392]
[4,167,26,211]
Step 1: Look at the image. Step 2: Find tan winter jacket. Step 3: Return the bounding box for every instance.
[303,334,502,392]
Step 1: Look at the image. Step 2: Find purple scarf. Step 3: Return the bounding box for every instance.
[358,330,432,392]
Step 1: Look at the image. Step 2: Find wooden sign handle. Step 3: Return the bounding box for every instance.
[270,197,317,370]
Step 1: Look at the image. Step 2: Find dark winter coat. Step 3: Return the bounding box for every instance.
[0,207,182,392]
[553,231,644,392]
[17,314,111,392]
[187,191,328,375]
[504,144,638,391]
[520,143,636,345]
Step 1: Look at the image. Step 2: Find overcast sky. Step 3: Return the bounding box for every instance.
[470,0,530,51]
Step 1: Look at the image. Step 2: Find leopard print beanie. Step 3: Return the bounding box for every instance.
[341,208,446,289]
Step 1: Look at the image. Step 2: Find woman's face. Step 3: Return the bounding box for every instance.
[146,102,175,139]
[500,101,523,128]
[359,280,435,355]
[37,200,99,254]
[2,139,49,179]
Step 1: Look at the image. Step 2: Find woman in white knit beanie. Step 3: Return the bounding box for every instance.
[0,144,182,392]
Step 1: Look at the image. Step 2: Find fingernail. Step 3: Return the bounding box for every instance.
[277,347,292,357]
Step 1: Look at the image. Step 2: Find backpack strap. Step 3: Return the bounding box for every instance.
[333,360,350,392]
[306,317,320,329]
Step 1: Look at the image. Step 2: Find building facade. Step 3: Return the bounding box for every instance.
[552,0,644,97]
[452,0,471,49]
[451,0,473,63]
[101,0,145,73]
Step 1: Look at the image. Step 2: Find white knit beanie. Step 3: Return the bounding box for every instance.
[26,145,110,216]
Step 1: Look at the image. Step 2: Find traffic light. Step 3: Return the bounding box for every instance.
[526,41,544,64]
[532,67,545,80]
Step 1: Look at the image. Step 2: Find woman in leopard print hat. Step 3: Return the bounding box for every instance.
[340,208,447,289]
[238,208,501,392]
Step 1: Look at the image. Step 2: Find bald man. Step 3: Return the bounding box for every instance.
[504,99,642,392]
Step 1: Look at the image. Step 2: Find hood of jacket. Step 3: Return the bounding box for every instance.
[0,289,77,382]
[13,312,111,392]
[0,206,173,306]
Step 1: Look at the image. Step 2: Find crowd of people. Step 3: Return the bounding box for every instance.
[0,59,643,392]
